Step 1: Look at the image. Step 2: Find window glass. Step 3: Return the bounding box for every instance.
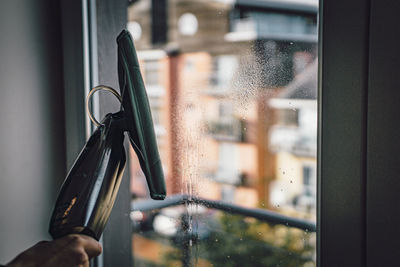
[128,0,318,266]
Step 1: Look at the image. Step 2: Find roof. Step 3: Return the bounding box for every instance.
[279,59,318,100]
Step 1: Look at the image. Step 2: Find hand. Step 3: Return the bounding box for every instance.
[6,234,102,267]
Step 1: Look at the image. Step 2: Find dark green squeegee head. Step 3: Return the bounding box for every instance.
[117,30,166,200]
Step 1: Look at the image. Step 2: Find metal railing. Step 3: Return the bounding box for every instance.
[132,194,316,232]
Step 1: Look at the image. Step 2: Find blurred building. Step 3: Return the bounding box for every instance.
[269,59,317,217]
[128,0,317,211]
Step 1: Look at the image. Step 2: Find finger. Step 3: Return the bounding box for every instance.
[44,239,92,266]
[54,234,101,255]
[52,234,80,247]
[48,234,101,265]
[73,234,102,258]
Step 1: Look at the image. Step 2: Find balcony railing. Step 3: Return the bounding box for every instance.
[205,119,256,143]
[133,194,315,231]
[269,125,317,157]
[205,119,243,142]
[131,194,316,267]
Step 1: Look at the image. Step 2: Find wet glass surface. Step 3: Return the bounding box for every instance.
[127,0,318,266]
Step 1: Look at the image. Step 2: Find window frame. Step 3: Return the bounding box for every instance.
[319,0,400,266]
[318,0,370,265]
[61,0,131,266]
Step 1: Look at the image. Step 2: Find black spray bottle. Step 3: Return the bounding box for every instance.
[49,30,166,241]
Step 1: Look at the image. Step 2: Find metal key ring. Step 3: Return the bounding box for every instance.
[86,85,123,127]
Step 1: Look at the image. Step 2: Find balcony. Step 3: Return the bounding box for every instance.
[205,119,248,142]
[131,194,316,267]
[269,125,316,157]
[225,1,318,43]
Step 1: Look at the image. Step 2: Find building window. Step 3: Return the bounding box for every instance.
[144,59,160,86]
[209,55,238,90]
